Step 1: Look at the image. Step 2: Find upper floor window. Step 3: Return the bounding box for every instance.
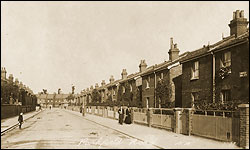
[146,79,150,89]
[191,61,199,80]
[122,86,125,93]
[220,51,231,68]
[161,72,164,80]
[113,90,116,96]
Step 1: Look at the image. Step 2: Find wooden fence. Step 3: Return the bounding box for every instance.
[80,105,248,148]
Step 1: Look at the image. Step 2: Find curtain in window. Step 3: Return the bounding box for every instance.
[224,52,231,67]
[194,61,199,77]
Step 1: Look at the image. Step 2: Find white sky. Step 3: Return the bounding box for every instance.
[1,1,249,94]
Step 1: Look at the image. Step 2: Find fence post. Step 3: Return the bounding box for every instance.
[174,108,182,134]
[185,108,193,136]
[113,106,116,119]
[238,104,249,149]
[102,106,105,117]
[131,107,134,124]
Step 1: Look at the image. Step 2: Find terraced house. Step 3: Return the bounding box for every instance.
[140,38,188,108]
[180,10,249,108]
[81,37,189,108]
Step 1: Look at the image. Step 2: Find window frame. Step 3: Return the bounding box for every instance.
[220,90,231,104]
[220,51,232,73]
[146,79,150,89]
[191,61,199,80]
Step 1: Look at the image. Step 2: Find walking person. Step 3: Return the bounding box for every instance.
[118,106,124,125]
[18,112,24,129]
[125,106,132,124]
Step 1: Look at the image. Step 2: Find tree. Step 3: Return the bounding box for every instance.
[155,78,173,108]
[92,89,101,103]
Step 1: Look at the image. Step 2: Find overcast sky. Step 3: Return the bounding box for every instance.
[1,1,249,94]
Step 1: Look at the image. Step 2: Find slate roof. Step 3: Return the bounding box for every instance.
[180,30,249,63]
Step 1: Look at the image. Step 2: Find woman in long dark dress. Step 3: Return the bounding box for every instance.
[118,106,124,125]
[125,107,132,124]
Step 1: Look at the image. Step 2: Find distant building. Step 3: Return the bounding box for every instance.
[36,93,69,108]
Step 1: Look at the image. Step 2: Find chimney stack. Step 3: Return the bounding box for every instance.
[15,78,19,85]
[1,67,7,79]
[95,83,99,89]
[139,60,147,72]
[109,75,115,83]
[168,37,180,61]
[90,85,94,91]
[101,80,106,86]
[9,74,14,83]
[229,10,248,37]
[121,69,128,79]
[20,82,23,88]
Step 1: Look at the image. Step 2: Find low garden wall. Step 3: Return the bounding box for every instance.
[1,104,36,120]
[69,104,249,149]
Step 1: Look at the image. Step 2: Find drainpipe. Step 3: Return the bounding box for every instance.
[154,71,157,108]
[212,52,216,103]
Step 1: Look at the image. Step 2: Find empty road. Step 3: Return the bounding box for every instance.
[1,108,158,149]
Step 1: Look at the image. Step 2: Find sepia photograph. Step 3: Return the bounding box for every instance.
[1,1,249,149]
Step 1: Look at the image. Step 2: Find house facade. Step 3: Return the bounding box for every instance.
[180,10,249,108]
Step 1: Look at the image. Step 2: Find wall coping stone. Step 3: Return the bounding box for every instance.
[238,104,249,108]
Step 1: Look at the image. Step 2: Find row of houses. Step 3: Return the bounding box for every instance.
[1,68,38,119]
[1,67,37,106]
[75,10,249,110]
[35,93,70,108]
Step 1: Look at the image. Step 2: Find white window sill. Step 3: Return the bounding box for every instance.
[190,77,199,81]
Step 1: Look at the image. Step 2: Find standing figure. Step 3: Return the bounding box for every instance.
[80,106,83,113]
[18,113,24,129]
[118,106,124,125]
[125,106,132,124]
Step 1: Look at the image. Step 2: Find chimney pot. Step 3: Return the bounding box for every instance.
[121,69,128,79]
[236,10,240,19]
[139,59,147,72]
[240,10,244,18]
[168,37,180,61]
[101,80,106,86]
[109,75,115,83]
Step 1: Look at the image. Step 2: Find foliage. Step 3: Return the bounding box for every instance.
[1,80,36,106]
[117,82,133,106]
[155,78,172,108]
[194,99,249,111]
[91,89,101,103]
[216,66,231,81]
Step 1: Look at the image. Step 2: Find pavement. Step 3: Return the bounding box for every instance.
[1,109,43,135]
[64,108,240,149]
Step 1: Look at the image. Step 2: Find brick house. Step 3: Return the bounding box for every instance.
[141,38,189,108]
[180,10,249,108]
[105,76,121,102]
[116,68,142,107]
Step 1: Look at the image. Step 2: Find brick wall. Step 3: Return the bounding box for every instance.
[182,55,213,108]
[142,73,155,108]
[1,104,35,119]
[169,65,182,103]
[215,43,249,102]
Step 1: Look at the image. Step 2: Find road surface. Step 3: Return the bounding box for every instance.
[1,108,158,149]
